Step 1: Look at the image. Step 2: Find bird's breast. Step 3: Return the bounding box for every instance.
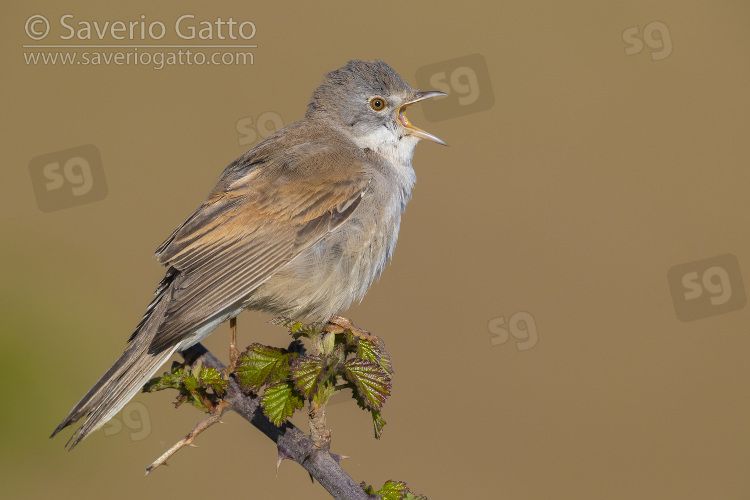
[249,169,412,322]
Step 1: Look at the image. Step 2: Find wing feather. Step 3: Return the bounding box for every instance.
[148,140,368,351]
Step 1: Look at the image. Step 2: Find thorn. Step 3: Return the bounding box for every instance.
[330,453,349,464]
[276,445,294,475]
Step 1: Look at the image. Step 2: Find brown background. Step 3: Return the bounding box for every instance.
[3,1,750,498]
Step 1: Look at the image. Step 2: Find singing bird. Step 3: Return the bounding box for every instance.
[51,59,447,449]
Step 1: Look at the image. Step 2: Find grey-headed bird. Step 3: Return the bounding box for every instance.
[51,59,446,449]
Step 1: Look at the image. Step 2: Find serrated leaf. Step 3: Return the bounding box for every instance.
[353,338,393,375]
[142,362,227,413]
[372,409,387,439]
[356,338,379,363]
[330,343,346,366]
[293,322,324,339]
[143,362,185,392]
[357,339,391,373]
[361,483,377,495]
[344,358,391,410]
[182,372,199,392]
[235,344,295,392]
[377,480,408,500]
[351,382,388,438]
[197,366,228,396]
[261,381,304,426]
[290,356,325,398]
[269,316,324,339]
[377,345,393,375]
[403,493,429,500]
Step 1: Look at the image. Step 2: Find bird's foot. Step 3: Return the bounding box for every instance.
[324,316,382,345]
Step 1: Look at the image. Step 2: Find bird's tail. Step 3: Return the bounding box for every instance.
[51,271,177,450]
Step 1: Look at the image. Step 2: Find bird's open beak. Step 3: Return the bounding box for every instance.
[398,90,448,146]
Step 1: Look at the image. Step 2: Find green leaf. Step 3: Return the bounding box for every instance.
[269,316,323,339]
[292,322,324,339]
[377,346,393,376]
[196,366,228,396]
[344,358,391,410]
[261,381,304,426]
[362,481,428,500]
[356,338,379,363]
[371,409,387,439]
[290,355,325,398]
[356,339,393,375]
[377,480,408,500]
[182,372,199,392]
[403,493,429,500]
[330,343,346,366]
[235,343,295,392]
[143,362,185,392]
[360,483,377,495]
[351,384,388,438]
[142,362,225,412]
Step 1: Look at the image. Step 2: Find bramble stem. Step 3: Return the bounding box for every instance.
[145,400,229,475]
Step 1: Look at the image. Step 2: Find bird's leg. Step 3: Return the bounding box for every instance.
[324,316,382,345]
[224,317,240,376]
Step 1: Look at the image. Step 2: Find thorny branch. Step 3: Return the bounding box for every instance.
[148,343,371,500]
[145,400,228,475]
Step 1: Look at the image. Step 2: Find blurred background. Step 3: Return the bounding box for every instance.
[3,1,750,498]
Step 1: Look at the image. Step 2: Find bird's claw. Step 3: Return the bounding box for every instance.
[325,316,381,344]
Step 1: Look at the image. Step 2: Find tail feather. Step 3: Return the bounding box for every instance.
[51,272,177,450]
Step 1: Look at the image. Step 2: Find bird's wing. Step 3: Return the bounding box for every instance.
[148,141,369,351]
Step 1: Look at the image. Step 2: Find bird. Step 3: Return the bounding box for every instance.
[51,59,447,449]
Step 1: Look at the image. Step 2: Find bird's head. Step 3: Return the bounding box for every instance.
[306,60,447,159]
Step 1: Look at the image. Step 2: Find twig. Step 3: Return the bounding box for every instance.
[164,343,373,500]
[309,398,331,451]
[145,400,229,475]
[309,330,333,451]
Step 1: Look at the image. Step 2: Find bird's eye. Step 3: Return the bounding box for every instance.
[369,97,386,111]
